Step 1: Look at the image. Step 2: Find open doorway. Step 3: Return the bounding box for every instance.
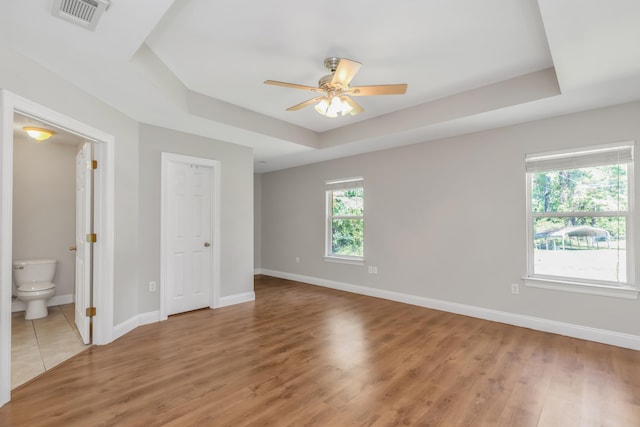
[0,90,115,406]
[10,113,92,388]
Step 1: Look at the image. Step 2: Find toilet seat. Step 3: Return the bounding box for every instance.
[18,282,55,292]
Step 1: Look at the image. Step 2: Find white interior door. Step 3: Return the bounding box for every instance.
[74,142,92,344]
[166,160,212,315]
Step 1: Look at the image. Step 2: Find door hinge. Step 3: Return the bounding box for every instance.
[88,160,98,170]
[86,307,96,317]
[86,233,97,243]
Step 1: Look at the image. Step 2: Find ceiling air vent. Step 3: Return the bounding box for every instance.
[52,0,110,31]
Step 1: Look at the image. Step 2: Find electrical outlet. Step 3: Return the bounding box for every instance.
[511,283,519,294]
[372,266,378,274]
[149,281,157,292]
[368,266,373,274]
[295,257,300,263]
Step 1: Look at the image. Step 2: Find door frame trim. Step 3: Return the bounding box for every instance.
[160,152,220,320]
[0,90,115,406]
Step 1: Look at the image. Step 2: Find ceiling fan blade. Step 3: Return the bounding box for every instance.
[264,80,323,93]
[286,96,325,111]
[343,96,364,115]
[331,59,362,87]
[348,84,408,96]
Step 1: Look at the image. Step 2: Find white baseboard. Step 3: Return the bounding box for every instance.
[254,268,263,275]
[219,291,255,308]
[112,310,160,341]
[260,269,640,351]
[11,293,73,313]
[111,292,255,342]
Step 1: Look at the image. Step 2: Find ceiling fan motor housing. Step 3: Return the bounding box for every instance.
[319,57,345,91]
[324,57,341,72]
[319,74,341,91]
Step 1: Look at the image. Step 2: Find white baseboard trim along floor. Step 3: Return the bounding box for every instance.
[258,269,640,351]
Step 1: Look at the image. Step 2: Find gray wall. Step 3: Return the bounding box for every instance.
[12,135,77,297]
[259,100,640,337]
[1,43,140,325]
[254,173,262,271]
[2,44,255,327]
[138,124,254,313]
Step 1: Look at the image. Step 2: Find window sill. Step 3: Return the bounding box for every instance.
[523,276,639,300]
[324,256,365,266]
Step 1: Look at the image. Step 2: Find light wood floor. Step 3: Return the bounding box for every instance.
[1,276,639,426]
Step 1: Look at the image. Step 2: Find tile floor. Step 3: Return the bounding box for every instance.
[11,304,90,389]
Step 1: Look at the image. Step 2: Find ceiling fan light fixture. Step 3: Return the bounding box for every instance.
[314,98,329,115]
[265,57,405,117]
[315,96,353,118]
[24,127,55,142]
[336,96,353,116]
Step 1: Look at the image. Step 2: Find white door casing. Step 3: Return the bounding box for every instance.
[74,142,92,344]
[161,153,220,319]
[0,90,115,407]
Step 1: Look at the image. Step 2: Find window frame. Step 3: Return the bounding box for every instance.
[524,142,638,299]
[324,177,365,264]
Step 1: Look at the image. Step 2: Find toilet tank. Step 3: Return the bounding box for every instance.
[13,259,57,285]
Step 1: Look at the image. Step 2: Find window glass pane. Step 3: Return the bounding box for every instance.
[332,219,363,256]
[533,216,627,282]
[531,165,628,213]
[332,188,364,216]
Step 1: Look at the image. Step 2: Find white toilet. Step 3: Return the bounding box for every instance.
[13,259,57,320]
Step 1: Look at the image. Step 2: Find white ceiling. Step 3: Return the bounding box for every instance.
[1,0,640,172]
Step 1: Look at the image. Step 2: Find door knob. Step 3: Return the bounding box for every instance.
[204,242,211,247]
[69,245,77,251]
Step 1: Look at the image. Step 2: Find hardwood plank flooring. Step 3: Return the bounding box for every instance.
[1,275,639,426]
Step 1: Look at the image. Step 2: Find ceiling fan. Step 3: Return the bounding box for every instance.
[264,57,408,117]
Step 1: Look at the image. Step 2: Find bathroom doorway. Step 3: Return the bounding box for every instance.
[0,90,115,406]
[10,113,92,388]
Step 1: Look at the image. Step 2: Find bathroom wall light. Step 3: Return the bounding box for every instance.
[24,127,54,142]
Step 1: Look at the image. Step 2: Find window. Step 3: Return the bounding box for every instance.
[325,177,364,262]
[525,142,635,295]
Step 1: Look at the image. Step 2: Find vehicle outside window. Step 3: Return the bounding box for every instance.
[526,142,634,287]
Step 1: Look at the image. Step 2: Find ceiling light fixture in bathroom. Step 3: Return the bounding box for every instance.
[23,127,55,142]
